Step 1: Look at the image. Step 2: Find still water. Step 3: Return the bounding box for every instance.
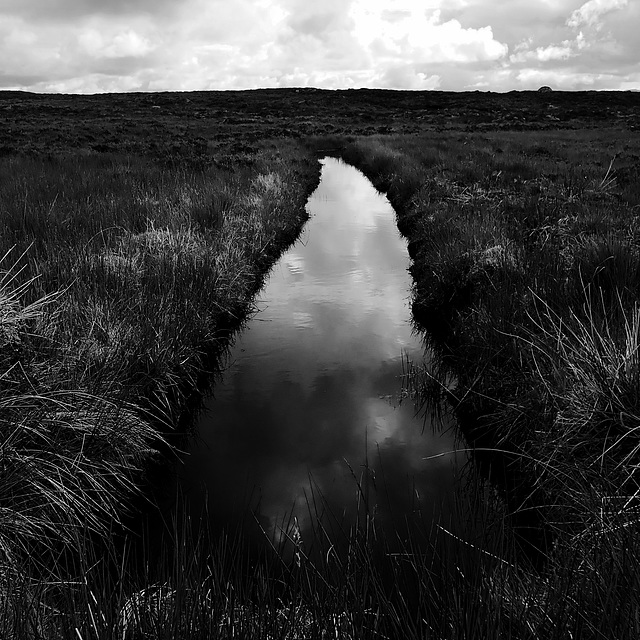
[178,158,460,549]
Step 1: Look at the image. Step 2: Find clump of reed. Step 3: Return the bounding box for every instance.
[5,375,634,640]
[19,444,635,640]
[0,249,163,638]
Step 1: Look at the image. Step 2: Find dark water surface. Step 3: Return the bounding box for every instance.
[177,158,461,550]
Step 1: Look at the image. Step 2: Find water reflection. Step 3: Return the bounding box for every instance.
[179,158,459,548]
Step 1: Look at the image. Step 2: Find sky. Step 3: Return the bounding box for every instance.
[0,0,638,93]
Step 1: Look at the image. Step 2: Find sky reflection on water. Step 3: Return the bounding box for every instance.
[179,158,460,547]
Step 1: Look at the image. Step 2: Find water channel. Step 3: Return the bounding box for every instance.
[176,158,463,554]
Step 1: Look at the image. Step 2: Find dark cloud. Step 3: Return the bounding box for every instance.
[603,1,640,57]
[91,54,156,77]
[0,0,178,21]
[0,72,49,85]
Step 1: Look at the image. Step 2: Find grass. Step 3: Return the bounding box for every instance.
[0,141,321,632]
[9,445,632,639]
[0,150,318,403]
[335,128,640,636]
[1,449,521,640]
[3,107,640,636]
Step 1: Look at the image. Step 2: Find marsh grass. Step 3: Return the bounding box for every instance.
[1,446,533,640]
[0,146,319,632]
[4,126,639,636]
[0,149,318,404]
[339,129,640,636]
[19,444,635,640]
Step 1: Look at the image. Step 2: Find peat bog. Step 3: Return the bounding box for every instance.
[1,88,640,638]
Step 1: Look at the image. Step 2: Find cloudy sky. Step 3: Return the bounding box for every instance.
[1,0,637,93]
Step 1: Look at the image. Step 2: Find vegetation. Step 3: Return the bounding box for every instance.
[1,456,517,640]
[337,128,640,636]
[0,140,320,635]
[2,87,640,637]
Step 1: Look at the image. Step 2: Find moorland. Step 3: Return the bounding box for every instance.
[1,87,640,638]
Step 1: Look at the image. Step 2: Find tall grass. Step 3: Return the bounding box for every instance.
[0,248,164,639]
[0,145,320,631]
[5,127,639,635]
[1,446,530,640]
[338,129,640,636]
[0,152,317,401]
[12,441,634,639]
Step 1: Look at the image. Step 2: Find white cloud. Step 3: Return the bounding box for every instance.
[42,73,147,94]
[509,38,580,63]
[515,67,614,89]
[567,0,628,29]
[78,28,154,58]
[350,4,508,64]
[536,44,572,61]
[0,0,638,92]
[377,66,441,90]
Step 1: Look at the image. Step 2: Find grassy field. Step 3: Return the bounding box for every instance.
[337,127,640,637]
[1,89,640,638]
[0,132,321,637]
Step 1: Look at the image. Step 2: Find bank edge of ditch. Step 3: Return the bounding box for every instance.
[330,131,640,635]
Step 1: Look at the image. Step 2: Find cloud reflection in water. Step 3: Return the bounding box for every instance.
[180,158,461,550]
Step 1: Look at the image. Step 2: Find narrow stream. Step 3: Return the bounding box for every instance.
[177,158,462,553]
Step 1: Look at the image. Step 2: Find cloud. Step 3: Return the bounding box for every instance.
[0,0,637,92]
[509,33,586,64]
[0,0,178,21]
[500,0,638,90]
[78,28,154,59]
[439,0,575,47]
[286,3,354,39]
[351,4,508,64]
[378,66,441,90]
[567,0,628,29]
